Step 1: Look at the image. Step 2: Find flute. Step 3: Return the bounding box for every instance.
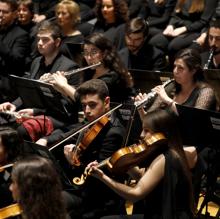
[134,79,174,109]
[40,62,101,82]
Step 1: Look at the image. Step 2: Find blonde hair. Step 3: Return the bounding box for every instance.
[56,0,80,26]
[175,0,205,13]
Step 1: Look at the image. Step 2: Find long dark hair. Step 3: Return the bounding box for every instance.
[84,32,133,88]
[0,126,23,163]
[95,0,129,26]
[142,109,194,213]
[174,48,204,94]
[11,156,67,219]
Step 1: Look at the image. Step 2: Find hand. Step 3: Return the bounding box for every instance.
[49,71,68,92]
[0,102,16,112]
[86,161,104,179]
[152,85,173,105]
[17,108,34,116]
[64,144,76,165]
[163,25,174,36]
[194,32,207,46]
[32,14,46,23]
[171,26,187,37]
[39,73,53,82]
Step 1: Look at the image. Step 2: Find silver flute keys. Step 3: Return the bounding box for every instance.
[41,62,101,82]
[204,49,214,70]
[134,79,173,109]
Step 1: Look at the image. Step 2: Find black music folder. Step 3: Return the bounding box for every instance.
[176,104,220,149]
[9,75,72,119]
[129,69,173,93]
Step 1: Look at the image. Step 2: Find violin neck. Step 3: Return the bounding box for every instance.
[98,157,110,169]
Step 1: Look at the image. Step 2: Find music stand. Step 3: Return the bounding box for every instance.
[129,69,173,93]
[176,104,220,148]
[204,69,220,107]
[22,140,73,189]
[10,75,72,120]
[176,104,220,218]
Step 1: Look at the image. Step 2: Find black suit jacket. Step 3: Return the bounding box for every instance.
[0,23,30,76]
[119,42,166,71]
[30,53,79,85]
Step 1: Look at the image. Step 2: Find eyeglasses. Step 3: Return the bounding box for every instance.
[82,49,100,57]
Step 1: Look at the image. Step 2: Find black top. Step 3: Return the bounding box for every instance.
[143,150,193,219]
[169,0,216,32]
[119,41,167,71]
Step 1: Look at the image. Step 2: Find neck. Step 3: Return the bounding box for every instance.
[44,50,59,66]
[94,65,109,78]
[181,81,196,94]
[62,25,80,36]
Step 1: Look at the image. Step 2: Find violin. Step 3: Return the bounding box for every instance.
[71,116,109,166]
[73,132,167,185]
[0,203,22,219]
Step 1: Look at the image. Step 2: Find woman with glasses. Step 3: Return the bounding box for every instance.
[41,33,134,104]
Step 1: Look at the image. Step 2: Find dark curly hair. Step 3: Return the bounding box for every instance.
[11,156,67,219]
[0,126,23,163]
[84,32,133,88]
[95,0,129,26]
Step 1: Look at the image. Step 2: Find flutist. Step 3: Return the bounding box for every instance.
[0,20,81,142]
[135,48,216,206]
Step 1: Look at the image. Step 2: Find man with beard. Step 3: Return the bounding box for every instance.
[201,18,220,69]
[118,17,166,71]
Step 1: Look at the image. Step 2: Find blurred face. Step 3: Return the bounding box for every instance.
[0,137,7,165]
[140,126,153,141]
[173,58,195,85]
[56,5,73,27]
[9,178,19,201]
[208,27,220,53]
[17,4,33,25]
[83,44,104,66]
[37,32,60,56]
[0,2,17,29]
[81,94,110,122]
[101,0,115,23]
[125,32,145,54]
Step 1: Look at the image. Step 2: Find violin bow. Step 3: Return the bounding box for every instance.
[49,103,122,151]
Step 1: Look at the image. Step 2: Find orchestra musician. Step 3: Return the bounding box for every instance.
[9,156,68,219]
[37,79,126,219]
[0,127,23,209]
[135,48,217,205]
[0,20,80,142]
[136,48,216,119]
[87,108,195,219]
[201,18,220,69]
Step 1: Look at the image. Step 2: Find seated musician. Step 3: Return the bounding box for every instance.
[9,156,68,219]
[135,48,217,205]
[0,127,23,209]
[0,20,80,142]
[38,79,126,219]
[87,108,195,219]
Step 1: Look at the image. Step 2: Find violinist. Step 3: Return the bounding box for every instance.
[0,127,23,209]
[135,48,217,206]
[37,79,126,219]
[87,108,195,219]
[9,156,68,219]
